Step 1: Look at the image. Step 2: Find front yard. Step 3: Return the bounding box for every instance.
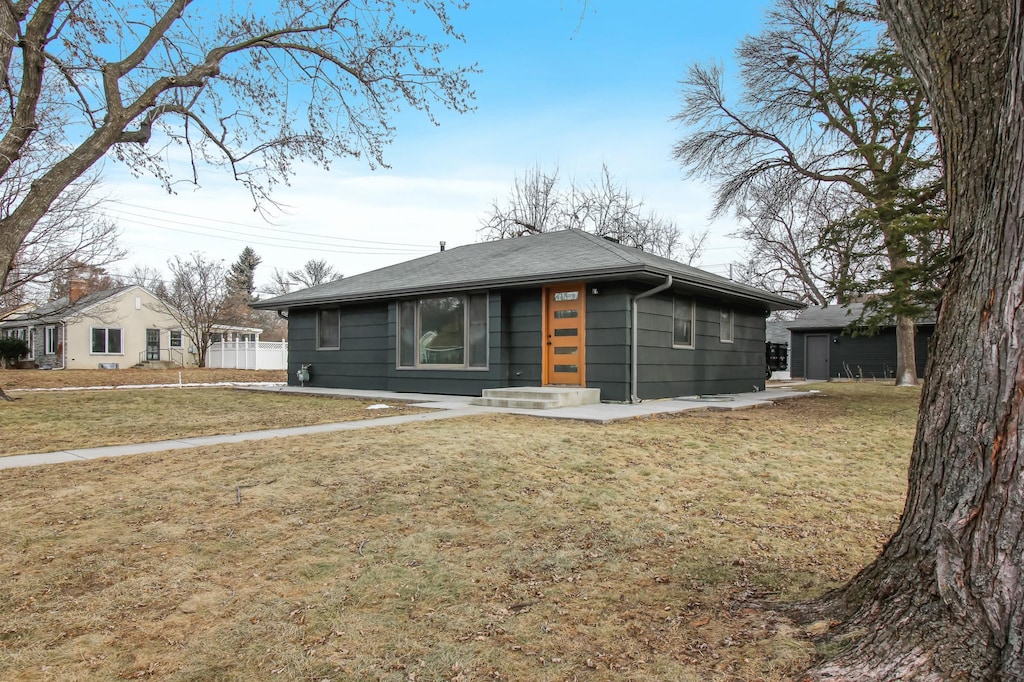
[0,383,919,680]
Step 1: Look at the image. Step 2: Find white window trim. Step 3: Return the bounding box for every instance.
[169,329,184,348]
[720,308,735,344]
[44,325,57,355]
[90,327,123,355]
[672,297,696,350]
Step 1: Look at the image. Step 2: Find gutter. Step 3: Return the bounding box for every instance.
[631,275,673,404]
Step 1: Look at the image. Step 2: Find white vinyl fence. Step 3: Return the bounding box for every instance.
[206,340,288,370]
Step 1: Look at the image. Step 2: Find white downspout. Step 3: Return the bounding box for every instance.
[631,275,673,403]
[57,321,67,369]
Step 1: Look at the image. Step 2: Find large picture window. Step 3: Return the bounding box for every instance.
[673,297,695,349]
[399,294,488,369]
[91,327,122,354]
[318,308,341,349]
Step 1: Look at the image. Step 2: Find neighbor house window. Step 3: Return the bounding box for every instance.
[318,308,341,349]
[673,297,695,348]
[44,326,58,355]
[398,294,488,369]
[720,308,734,343]
[91,327,122,354]
[169,330,183,348]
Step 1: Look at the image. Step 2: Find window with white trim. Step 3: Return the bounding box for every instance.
[91,327,123,354]
[169,330,183,348]
[44,325,57,355]
[720,308,734,343]
[673,297,695,348]
[398,294,488,369]
[317,308,341,349]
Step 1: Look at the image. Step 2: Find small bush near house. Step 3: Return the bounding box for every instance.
[0,337,29,367]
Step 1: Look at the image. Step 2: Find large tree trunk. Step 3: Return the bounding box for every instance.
[802,1,1024,678]
[893,313,918,386]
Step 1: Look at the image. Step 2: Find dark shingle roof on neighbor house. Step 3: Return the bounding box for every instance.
[786,302,937,330]
[254,229,803,311]
[0,286,130,326]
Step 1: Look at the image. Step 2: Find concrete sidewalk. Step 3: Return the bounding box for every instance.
[2,386,813,471]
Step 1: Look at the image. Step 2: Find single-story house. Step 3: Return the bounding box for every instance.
[0,284,262,369]
[786,303,935,380]
[254,230,803,402]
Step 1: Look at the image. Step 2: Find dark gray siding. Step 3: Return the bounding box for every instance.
[286,281,773,400]
[288,293,512,396]
[585,284,632,402]
[287,303,390,390]
[790,325,933,380]
[504,289,543,387]
[635,292,767,399]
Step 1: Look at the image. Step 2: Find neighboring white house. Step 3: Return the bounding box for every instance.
[0,284,262,369]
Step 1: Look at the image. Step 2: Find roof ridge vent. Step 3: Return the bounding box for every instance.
[601,235,620,244]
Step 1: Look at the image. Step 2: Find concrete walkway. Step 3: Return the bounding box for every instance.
[1,385,813,471]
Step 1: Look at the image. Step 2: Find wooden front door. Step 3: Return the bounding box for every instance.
[543,283,586,386]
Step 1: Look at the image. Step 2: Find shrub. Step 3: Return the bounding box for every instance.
[0,337,30,367]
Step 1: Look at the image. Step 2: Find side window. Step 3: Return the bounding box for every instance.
[169,330,183,348]
[91,328,123,354]
[317,308,341,349]
[720,308,734,343]
[673,297,694,348]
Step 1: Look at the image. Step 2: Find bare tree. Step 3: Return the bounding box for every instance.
[121,265,167,296]
[732,173,884,304]
[674,0,945,385]
[0,173,123,305]
[795,1,1024,678]
[481,164,702,260]
[479,165,563,238]
[291,259,344,290]
[160,252,228,368]
[0,1,475,302]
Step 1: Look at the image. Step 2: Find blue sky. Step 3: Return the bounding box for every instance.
[103,0,773,288]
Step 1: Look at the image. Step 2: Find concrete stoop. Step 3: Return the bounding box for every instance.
[470,386,601,410]
[133,360,180,370]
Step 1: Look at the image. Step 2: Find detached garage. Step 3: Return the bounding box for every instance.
[787,304,935,380]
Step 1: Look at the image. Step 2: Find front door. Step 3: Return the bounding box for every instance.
[146,328,160,361]
[543,283,586,386]
[805,334,830,380]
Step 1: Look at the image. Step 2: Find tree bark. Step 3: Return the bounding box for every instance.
[801,1,1024,678]
[893,313,918,386]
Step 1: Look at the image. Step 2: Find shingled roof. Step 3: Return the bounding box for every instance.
[253,229,803,311]
[786,303,937,329]
[0,286,130,326]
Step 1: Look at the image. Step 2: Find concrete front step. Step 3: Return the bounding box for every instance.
[470,386,601,410]
[133,360,180,369]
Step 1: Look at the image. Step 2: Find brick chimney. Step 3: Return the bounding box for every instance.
[69,278,88,303]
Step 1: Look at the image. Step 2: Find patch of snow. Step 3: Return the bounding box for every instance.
[366,404,393,410]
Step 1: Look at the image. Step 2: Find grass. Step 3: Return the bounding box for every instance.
[0,388,424,456]
[0,383,919,680]
[0,367,287,390]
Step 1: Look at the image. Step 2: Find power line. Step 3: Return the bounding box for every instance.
[107,200,437,249]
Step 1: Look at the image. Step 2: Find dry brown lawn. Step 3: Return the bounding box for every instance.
[0,388,424,457]
[0,383,919,681]
[0,367,287,390]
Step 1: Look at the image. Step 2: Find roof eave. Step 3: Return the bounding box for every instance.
[253,264,802,311]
